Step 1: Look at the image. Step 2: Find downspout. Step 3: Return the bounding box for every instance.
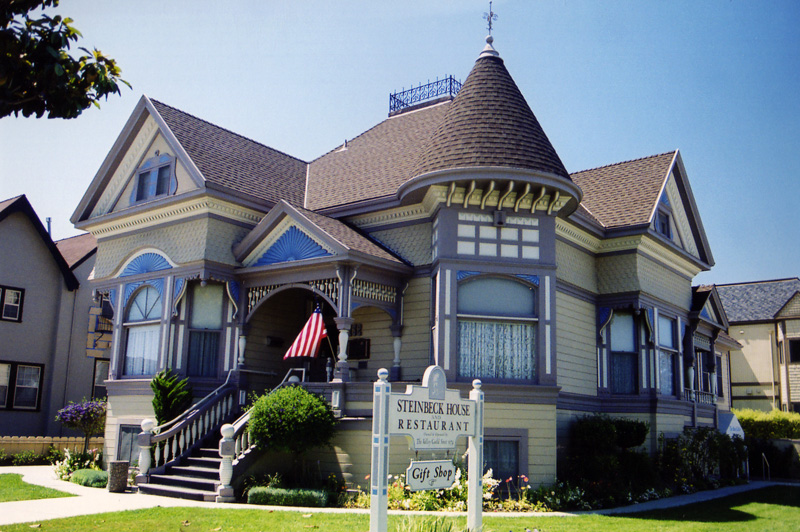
[60,284,80,434]
[769,331,777,410]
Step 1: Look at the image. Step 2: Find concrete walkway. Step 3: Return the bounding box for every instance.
[0,466,792,526]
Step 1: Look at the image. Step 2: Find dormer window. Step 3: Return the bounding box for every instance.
[656,211,671,238]
[131,153,176,204]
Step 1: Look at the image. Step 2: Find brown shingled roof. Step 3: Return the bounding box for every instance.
[150,99,307,207]
[571,151,676,229]
[413,54,570,180]
[296,207,404,264]
[306,102,450,211]
[55,233,96,268]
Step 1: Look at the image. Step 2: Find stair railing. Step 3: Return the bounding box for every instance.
[137,370,238,482]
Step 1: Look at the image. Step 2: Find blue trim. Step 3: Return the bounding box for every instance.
[700,306,711,321]
[121,252,172,277]
[597,307,613,332]
[255,226,331,266]
[227,281,241,318]
[456,271,481,282]
[123,278,164,309]
[173,277,185,301]
[108,289,117,312]
[515,274,539,287]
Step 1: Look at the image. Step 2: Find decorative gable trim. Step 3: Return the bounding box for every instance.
[253,226,332,266]
[114,249,175,278]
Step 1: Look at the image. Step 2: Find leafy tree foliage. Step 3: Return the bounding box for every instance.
[55,398,106,453]
[1,0,129,119]
[150,369,193,426]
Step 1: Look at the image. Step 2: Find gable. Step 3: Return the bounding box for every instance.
[651,170,700,258]
[700,298,718,323]
[776,291,800,319]
[245,222,334,267]
[93,128,200,218]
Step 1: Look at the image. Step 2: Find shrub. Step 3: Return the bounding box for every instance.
[55,399,107,454]
[150,369,193,426]
[613,417,650,449]
[0,449,8,466]
[249,385,337,455]
[11,450,40,465]
[53,448,103,480]
[70,468,108,488]
[46,445,64,465]
[733,408,800,439]
[247,486,328,507]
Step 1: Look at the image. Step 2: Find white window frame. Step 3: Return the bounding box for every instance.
[658,315,677,397]
[0,286,24,322]
[12,364,42,410]
[122,285,162,377]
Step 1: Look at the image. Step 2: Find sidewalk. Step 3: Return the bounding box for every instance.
[0,466,792,526]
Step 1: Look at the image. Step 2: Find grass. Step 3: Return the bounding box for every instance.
[0,486,797,531]
[0,473,74,503]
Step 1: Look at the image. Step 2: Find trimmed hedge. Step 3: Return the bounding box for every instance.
[733,408,800,439]
[247,486,328,507]
[70,468,108,488]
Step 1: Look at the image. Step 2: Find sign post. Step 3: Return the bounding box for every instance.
[369,366,484,532]
[467,380,484,532]
[369,368,391,532]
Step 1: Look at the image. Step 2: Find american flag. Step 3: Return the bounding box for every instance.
[284,306,328,360]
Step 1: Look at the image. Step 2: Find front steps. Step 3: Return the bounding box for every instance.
[138,446,222,501]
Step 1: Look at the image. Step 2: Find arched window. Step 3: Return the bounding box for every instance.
[457,277,536,381]
[123,286,162,376]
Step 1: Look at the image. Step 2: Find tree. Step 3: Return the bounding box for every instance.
[150,369,193,426]
[55,398,106,454]
[1,0,129,119]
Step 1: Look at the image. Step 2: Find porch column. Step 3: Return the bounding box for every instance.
[389,324,403,381]
[332,317,354,382]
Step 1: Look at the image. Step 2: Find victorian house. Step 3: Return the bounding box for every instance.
[70,37,734,499]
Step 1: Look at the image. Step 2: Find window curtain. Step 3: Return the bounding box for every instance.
[611,352,637,394]
[484,440,519,483]
[188,331,219,377]
[457,320,535,380]
[659,350,674,396]
[124,324,160,375]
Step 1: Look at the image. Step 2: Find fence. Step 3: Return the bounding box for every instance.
[0,436,104,455]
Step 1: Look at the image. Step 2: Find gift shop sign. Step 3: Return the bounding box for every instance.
[388,370,476,451]
[405,460,458,491]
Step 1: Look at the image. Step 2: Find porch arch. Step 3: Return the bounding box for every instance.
[245,282,339,323]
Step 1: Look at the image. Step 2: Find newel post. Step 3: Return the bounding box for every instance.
[217,423,235,502]
[136,418,155,484]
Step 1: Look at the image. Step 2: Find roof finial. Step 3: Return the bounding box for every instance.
[484,1,498,35]
[480,2,500,58]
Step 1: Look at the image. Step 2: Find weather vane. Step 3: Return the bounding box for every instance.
[484,1,498,35]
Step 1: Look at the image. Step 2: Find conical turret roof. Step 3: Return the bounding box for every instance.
[413,41,571,182]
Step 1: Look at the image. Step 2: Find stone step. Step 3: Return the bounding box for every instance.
[149,473,218,492]
[184,456,222,469]
[169,464,220,480]
[138,482,217,502]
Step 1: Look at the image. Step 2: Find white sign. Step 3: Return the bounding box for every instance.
[388,366,476,450]
[370,366,484,532]
[405,460,458,491]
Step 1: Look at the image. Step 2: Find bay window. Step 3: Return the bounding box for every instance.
[187,283,223,378]
[457,276,536,381]
[658,315,676,397]
[123,285,161,376]
[609,311,637,394]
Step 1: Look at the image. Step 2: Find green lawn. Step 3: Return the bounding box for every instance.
[0,473,74,503]
[1,486,797,532]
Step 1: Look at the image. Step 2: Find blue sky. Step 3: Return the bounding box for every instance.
[1,0,797,285]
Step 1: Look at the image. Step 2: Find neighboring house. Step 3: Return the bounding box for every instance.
[717,278,800,412]
[0,195,103,436]
[70,38,734,488]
